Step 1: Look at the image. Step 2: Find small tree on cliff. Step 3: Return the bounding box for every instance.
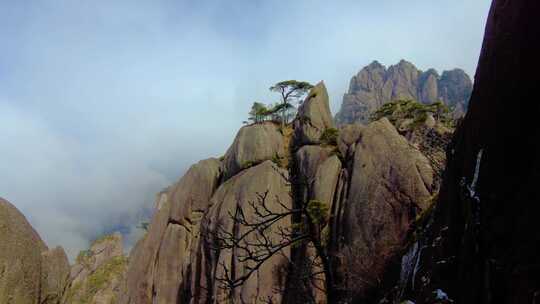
[270,80,313,127]
[248,102,271,123]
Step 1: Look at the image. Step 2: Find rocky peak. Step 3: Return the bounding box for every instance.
[438,68,473,116]
[335,60,473,125]
[293,81,335,146]
[367,60,384,69]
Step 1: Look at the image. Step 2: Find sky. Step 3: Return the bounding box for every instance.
[0,0,491,260]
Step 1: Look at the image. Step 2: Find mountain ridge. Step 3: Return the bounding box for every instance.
[335,59,473,125]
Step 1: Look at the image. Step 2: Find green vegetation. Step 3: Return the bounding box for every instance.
[137,221,150,232]
[370,99,453,128]
[65,256,127,304]
[86,256,127,296]
[76,249,92,265]
[92,234,118,246]
[270,80,313,127]
[320,128,339,146]
[248,102,271,123]
[271,153,283,168]
[330,147,344,161]
[245,80,314,126]
[241,160,256,169]
[246,80,313,126]
[307,199,330,225]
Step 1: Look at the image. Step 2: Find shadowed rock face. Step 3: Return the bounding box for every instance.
[335,60,473,125]
[0,198,70,304]
[379,1,540,303]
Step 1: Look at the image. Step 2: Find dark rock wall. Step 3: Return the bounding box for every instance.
[391,0,540,303]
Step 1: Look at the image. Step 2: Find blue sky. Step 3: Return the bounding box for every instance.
[0,0,491,259]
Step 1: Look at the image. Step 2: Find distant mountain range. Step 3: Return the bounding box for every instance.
[335,60,473,125]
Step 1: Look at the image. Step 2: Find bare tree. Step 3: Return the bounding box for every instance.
[208,179,336,303]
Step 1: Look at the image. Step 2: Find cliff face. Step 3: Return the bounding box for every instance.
[335,60,473,125]
[0,198,70,304]
[378,0,540,303]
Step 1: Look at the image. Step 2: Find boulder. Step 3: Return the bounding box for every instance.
[222,123,286,180]
[0,197,48,304]
[294,81,335,146]
[337,123,364,158]
[295,145,334,183]
[312,155,342,210]
[169,158,222,224]
[295,145,341,207]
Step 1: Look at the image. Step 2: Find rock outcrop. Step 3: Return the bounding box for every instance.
[294,81,335,146]
[0,198,71,304]
[63,233,127,304]
[335,60,473,125]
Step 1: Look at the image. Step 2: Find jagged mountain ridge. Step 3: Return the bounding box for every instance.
[335,60,473,125]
